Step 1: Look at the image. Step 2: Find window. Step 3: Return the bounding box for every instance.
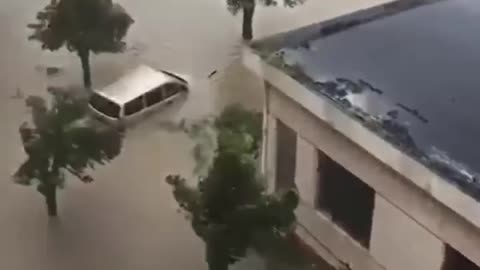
[124,96,144,116]
[316,150,375,248]
[146,87,164,107]
[442,245,479,270]
[89,93,120,118]
[164,83,181,99]
[275,119,297,190]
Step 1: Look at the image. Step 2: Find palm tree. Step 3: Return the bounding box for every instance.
[28,0,134,89]
[226,0,305,40]
[13,88,124,217]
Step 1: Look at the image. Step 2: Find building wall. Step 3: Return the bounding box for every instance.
[294,136,318,208]
[370,195,444,270]
[243,47,480,261]
[262,82,480,269]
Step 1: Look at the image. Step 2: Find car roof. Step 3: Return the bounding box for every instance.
[96,65,179,104]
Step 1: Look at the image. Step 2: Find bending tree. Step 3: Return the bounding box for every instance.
[13,89,124,217]
[28,0,134,89]
[166,105,298,270]
[227,0,305,40]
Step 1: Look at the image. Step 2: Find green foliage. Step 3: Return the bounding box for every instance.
[28,0,133,53]
[13,88,124,214]
[215,104,262,158]
[28,0,133,88]
[166,105,298,270]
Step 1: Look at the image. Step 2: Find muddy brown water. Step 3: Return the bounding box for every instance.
[0,0,388,269]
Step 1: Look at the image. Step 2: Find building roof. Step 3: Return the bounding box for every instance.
[98,65,176,104]
[251,0,480,200]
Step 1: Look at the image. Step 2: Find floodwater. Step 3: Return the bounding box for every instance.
[0,0,388,269]
[277,0,480,197]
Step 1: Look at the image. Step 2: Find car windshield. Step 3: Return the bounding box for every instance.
[89,93,120,119]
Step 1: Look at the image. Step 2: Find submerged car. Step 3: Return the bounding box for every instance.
[88,65,188,124]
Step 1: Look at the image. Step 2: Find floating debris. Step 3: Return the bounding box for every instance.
[386,109,399,119]
[427,147,480,196]
[336,78,351,84]
[46,66,61,76]
[315,80,348,98]
[396,103,428,123]
[27,23,43,29]
[336,78,363,94]
[379,117,417,149]
[208,70,218,78]
[299,41,310,49]
[358,79,383,94]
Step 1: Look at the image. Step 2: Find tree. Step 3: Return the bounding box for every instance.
[166,105,298,270]
[28,0,134,89]
[226,0,305,40]
[13,88,124,217]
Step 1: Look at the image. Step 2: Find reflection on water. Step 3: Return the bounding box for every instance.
[263,0,480,198]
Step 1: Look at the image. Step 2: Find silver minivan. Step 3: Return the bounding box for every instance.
[88,65,188,124]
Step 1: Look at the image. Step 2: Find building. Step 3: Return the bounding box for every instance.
[243,0,480,269]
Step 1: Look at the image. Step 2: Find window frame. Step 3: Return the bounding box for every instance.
[123,95,145,116]
[315,151,375,249]
[145,86,165,107]
[442,244,479,270]
[89,93,121,119]
[275,119,297,190]
[163,83,182,100]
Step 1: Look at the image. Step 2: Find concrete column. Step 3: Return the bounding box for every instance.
[370,195,444,270]
[265,113,277,193]
[294,136,318,208]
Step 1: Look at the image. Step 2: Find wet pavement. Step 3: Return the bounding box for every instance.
[0,0,389,269]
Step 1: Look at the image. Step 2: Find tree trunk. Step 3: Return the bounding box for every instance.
[78,49,92,89]
[207,259,229,270]
[242,1,255,41]
[45,184,57,217]
[207,242,230,270]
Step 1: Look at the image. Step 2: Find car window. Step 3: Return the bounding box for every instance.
[89,93,121,118]
[146,86,164,107]
[124,95,144,116]
[164,83,181,99]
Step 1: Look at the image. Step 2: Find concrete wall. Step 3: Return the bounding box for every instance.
[371,195,445,270]
[261,82,480,269]
[294,136,318,208]
[291,120,446,270]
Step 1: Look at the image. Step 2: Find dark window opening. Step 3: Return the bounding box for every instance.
[442,245,479,270]
[124,96,144,116]
[164,83,181,99]
[89,93,120,119]
[275,119,297,190]
[316,150,375,248]
[146,87,164,107]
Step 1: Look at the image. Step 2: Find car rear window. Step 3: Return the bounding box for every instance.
[89,93,120,119]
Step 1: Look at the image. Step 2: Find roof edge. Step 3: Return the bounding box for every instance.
[250,0,446,54]
[242,46,480,231]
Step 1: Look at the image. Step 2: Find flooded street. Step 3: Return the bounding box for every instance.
[0,0,388,269]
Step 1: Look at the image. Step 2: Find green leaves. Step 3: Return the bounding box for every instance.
[13,89,124,190]
[28,0,133,54]
[166,105,298,270]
